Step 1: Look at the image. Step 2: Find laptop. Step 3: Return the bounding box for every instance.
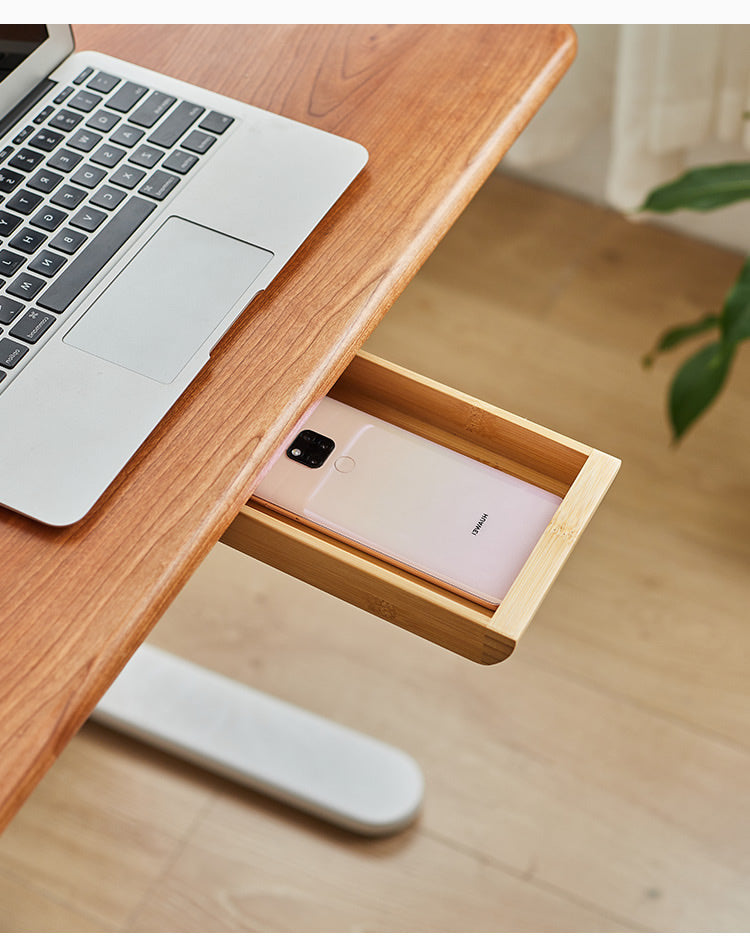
[0,25,368,526]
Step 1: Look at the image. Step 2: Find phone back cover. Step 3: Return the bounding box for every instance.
[254,398,562,605]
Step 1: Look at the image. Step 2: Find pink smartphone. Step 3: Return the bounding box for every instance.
[252,397,562,607]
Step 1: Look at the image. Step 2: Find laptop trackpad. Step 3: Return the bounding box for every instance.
[64,217,273,384]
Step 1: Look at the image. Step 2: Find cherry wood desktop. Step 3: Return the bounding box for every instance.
[0,24,576,831]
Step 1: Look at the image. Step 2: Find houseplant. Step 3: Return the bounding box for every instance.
[641,163,750,441]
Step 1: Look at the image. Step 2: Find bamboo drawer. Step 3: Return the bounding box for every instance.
[221,352,620,664]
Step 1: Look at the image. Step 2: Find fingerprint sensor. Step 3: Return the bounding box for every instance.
[334,456,356,473]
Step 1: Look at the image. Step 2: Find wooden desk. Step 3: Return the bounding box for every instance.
[0,24,575,832]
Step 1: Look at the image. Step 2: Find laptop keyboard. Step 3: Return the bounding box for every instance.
[0,65,234,388]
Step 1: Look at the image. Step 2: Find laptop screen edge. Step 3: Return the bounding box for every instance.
[0,25,74,123]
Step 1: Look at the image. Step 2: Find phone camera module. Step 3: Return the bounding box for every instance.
[286,429,335,468]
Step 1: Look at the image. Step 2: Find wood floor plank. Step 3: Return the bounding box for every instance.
[0,871,109,932]
[0,725,214,929]
[145,547,750,932]
[127,790,628,933]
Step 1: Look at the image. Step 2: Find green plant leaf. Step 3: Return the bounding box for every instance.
[668,341,735,441]
[642,312,721,367]
[641,163,750,212]
[720,256,750,343]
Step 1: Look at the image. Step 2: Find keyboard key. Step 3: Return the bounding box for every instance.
[50,185,87,210]
[49,109,83,132]
[138,170,179,201]
[106,82,149,113]
[87,71,120,93]
[49,228,87,254]
[68,129,102,152]
[8,148,44,172]
[10,308,56,344]
[53,86,74,105]
[90,185,126,210]
[9,227,46,253]
[0,168,24,193]
[7,272,46,301]
[130,91,176,128]
[161,150,198,175]
[33,105,54,125]
[110,164,146,190]
[28,250,67,277]
[68,89,102,112]
[0,250,25,278]
[70,206,107,232]
[6,189,43,215]
[181,130,216,154]
[70,164,106,189]
[91,185,125,209]
[30,206,67,231]
[0,210,23,236]
[0,295,24,324]
[110,124,145,148]
[129,144,164,169]
[91,144,126,168]
[29,128,65,152]
[73,66,94,85]
[12,125,34,146]
[38,197,155,313]
[85,110,120,133]
[0,337,28,367]
[47,148,83,173]
[199,111,234,134]
[27,169,63,193]
[148,101,204,148]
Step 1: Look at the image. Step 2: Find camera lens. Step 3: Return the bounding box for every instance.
[286,429,335,468]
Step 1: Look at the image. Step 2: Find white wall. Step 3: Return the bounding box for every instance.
[500,25,750,257]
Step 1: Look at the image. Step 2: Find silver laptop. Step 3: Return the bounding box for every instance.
[0,25,368,526]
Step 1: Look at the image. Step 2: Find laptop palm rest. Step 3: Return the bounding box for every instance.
[64,216,273,384]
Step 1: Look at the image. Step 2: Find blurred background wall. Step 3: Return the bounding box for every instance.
[503,24,750,252]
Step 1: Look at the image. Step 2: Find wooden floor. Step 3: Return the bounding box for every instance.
[2,172,749,933]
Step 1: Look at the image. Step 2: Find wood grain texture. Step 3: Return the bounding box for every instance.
[0,25,575,830]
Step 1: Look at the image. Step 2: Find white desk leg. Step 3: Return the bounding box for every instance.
[91,643,424,836]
